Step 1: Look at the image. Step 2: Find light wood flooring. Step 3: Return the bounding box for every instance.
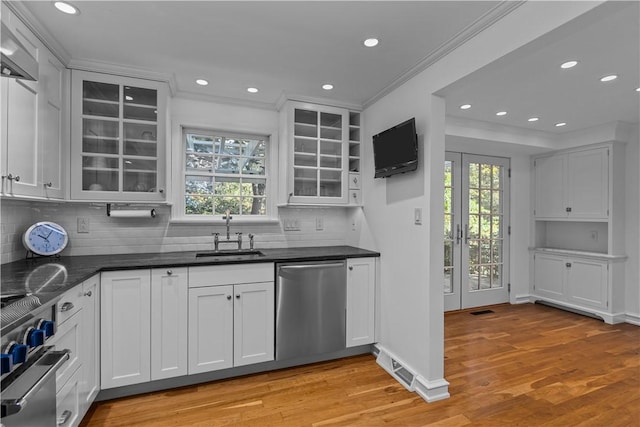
[80,304,640,426]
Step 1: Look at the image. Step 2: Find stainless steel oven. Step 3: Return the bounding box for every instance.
[1,295,69,426]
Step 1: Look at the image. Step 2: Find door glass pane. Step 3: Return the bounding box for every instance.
[294,168,317,196]
[319,170,342,197]
[444,268,453,294]
[123,86,157,121]
[83,81,119,117]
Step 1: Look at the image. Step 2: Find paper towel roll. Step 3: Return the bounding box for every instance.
[109,209,156,218]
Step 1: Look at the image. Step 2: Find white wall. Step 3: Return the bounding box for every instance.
[625,125,640,322]
[358,0,604,401]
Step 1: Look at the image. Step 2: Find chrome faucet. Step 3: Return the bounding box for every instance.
[212,210,243,250]
[223,209,232,240]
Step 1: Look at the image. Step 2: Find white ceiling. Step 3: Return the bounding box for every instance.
[15,1,640,134]
[18,0,502,108]
[439,1,639,134]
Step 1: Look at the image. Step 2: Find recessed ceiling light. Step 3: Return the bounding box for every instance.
[600,74,618,82]
[322,84,334,91]
[459,104,471,110]
[247,87,259,93]
[195,79,208,86]
[636,87,640,92]
[528,117,539,122]
[560,60,578,69]
[363,38,379,48]
[54,1,79,15]
[555,122,567,127]
[496,111,507,116]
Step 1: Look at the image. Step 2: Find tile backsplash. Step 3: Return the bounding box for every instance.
[1,199,350,264]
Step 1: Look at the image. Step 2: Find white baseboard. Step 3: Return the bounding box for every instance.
[514,294,531,304]
[625,312,640,326]
[375,345,449,403]
[414,376,450,402]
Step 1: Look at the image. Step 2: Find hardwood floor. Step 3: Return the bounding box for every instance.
[80,304,640,426]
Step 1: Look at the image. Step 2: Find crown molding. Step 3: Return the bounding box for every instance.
[276,91,362,112]
[67,59,177,95]
[173,90,277,111]
[5,1,72,65]
[363,1,526,109]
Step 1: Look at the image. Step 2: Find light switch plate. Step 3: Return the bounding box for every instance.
[77,217,90,233]
[414,208,422,225]
[316,216,324,231]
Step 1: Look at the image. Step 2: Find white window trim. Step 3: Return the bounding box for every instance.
[170,124,279,224]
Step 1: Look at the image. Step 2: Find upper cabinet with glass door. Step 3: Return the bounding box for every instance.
[70,70,167,201]
[280,101,354,205]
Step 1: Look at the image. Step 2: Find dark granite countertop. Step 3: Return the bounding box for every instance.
[1,246,379,331]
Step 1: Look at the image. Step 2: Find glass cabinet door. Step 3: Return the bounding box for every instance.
[292,107,345,201]
[72,70,165,201]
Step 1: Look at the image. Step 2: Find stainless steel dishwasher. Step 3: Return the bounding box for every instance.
[275,260,346,360]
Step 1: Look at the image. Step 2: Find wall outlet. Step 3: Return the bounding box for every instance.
[283,219,301,231]
[316,216,324,231]
[77,217,90,233]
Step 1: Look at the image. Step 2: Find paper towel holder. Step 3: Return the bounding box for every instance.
[106,203,156,218]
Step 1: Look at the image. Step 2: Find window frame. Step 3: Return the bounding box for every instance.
[171,126,278,224]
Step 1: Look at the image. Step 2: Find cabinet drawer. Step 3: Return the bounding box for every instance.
[56,286,83,326]
[51,310,82,394]
[189,263,274,287]
[56,365,81,427]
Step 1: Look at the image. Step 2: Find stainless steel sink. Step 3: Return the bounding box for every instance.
[196,249,264,258]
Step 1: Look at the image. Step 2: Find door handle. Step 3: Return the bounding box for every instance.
[279,263,345,270]
[464,224,469,244]
[456,224,462,245]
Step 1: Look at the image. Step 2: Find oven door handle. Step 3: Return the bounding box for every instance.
[1,348,69,417]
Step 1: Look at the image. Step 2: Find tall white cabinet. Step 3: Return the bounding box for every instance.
[531,143,626,324]
[1,4,67,200]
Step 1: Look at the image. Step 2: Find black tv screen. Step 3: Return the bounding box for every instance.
[372,118,418,178]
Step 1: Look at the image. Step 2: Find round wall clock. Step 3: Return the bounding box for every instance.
[23,222,69,256]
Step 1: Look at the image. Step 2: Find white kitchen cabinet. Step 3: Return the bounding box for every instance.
[533,146,608,220]
[346,257,376,347]
[279,101,362,206]
[233,281,274,367]
[79,275,100,414]
[532,250,622,323]
[54,307,82,394]
[566,258,608,310]
[532,252,566,301]
[188,285,234,374]
[188,263,274,374]
[0,5,67,199]
[101,270,151,389]
[151,267,188,380]
[70,70,167,201]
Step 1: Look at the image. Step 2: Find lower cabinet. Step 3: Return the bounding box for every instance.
[532,251,621,322]
[52,274,100,427]
[100,270,152,389]
[101,268,188,388]
[346,257,376,348]
[188,264,275,375]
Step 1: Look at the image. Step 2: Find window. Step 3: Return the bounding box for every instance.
[183,129,268,217]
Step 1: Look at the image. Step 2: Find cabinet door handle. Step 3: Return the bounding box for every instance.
[58,409,72,425]
[45,182,52,188]
[236,294,240,299]
[166,270,173,276]
[566,262,572,268]
[227,295,232,300]
[84,291,92,297]
[348,266,353,271]
[60,302,74,312]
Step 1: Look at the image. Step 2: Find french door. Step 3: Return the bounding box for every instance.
[444,152,510,311]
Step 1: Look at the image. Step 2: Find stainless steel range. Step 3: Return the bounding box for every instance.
[1,294,69,426]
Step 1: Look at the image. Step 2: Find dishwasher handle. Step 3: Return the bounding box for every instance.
[1,348,69,417]
[278,262,345,271]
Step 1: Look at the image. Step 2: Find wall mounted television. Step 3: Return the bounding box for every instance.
[372,117,418,178]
